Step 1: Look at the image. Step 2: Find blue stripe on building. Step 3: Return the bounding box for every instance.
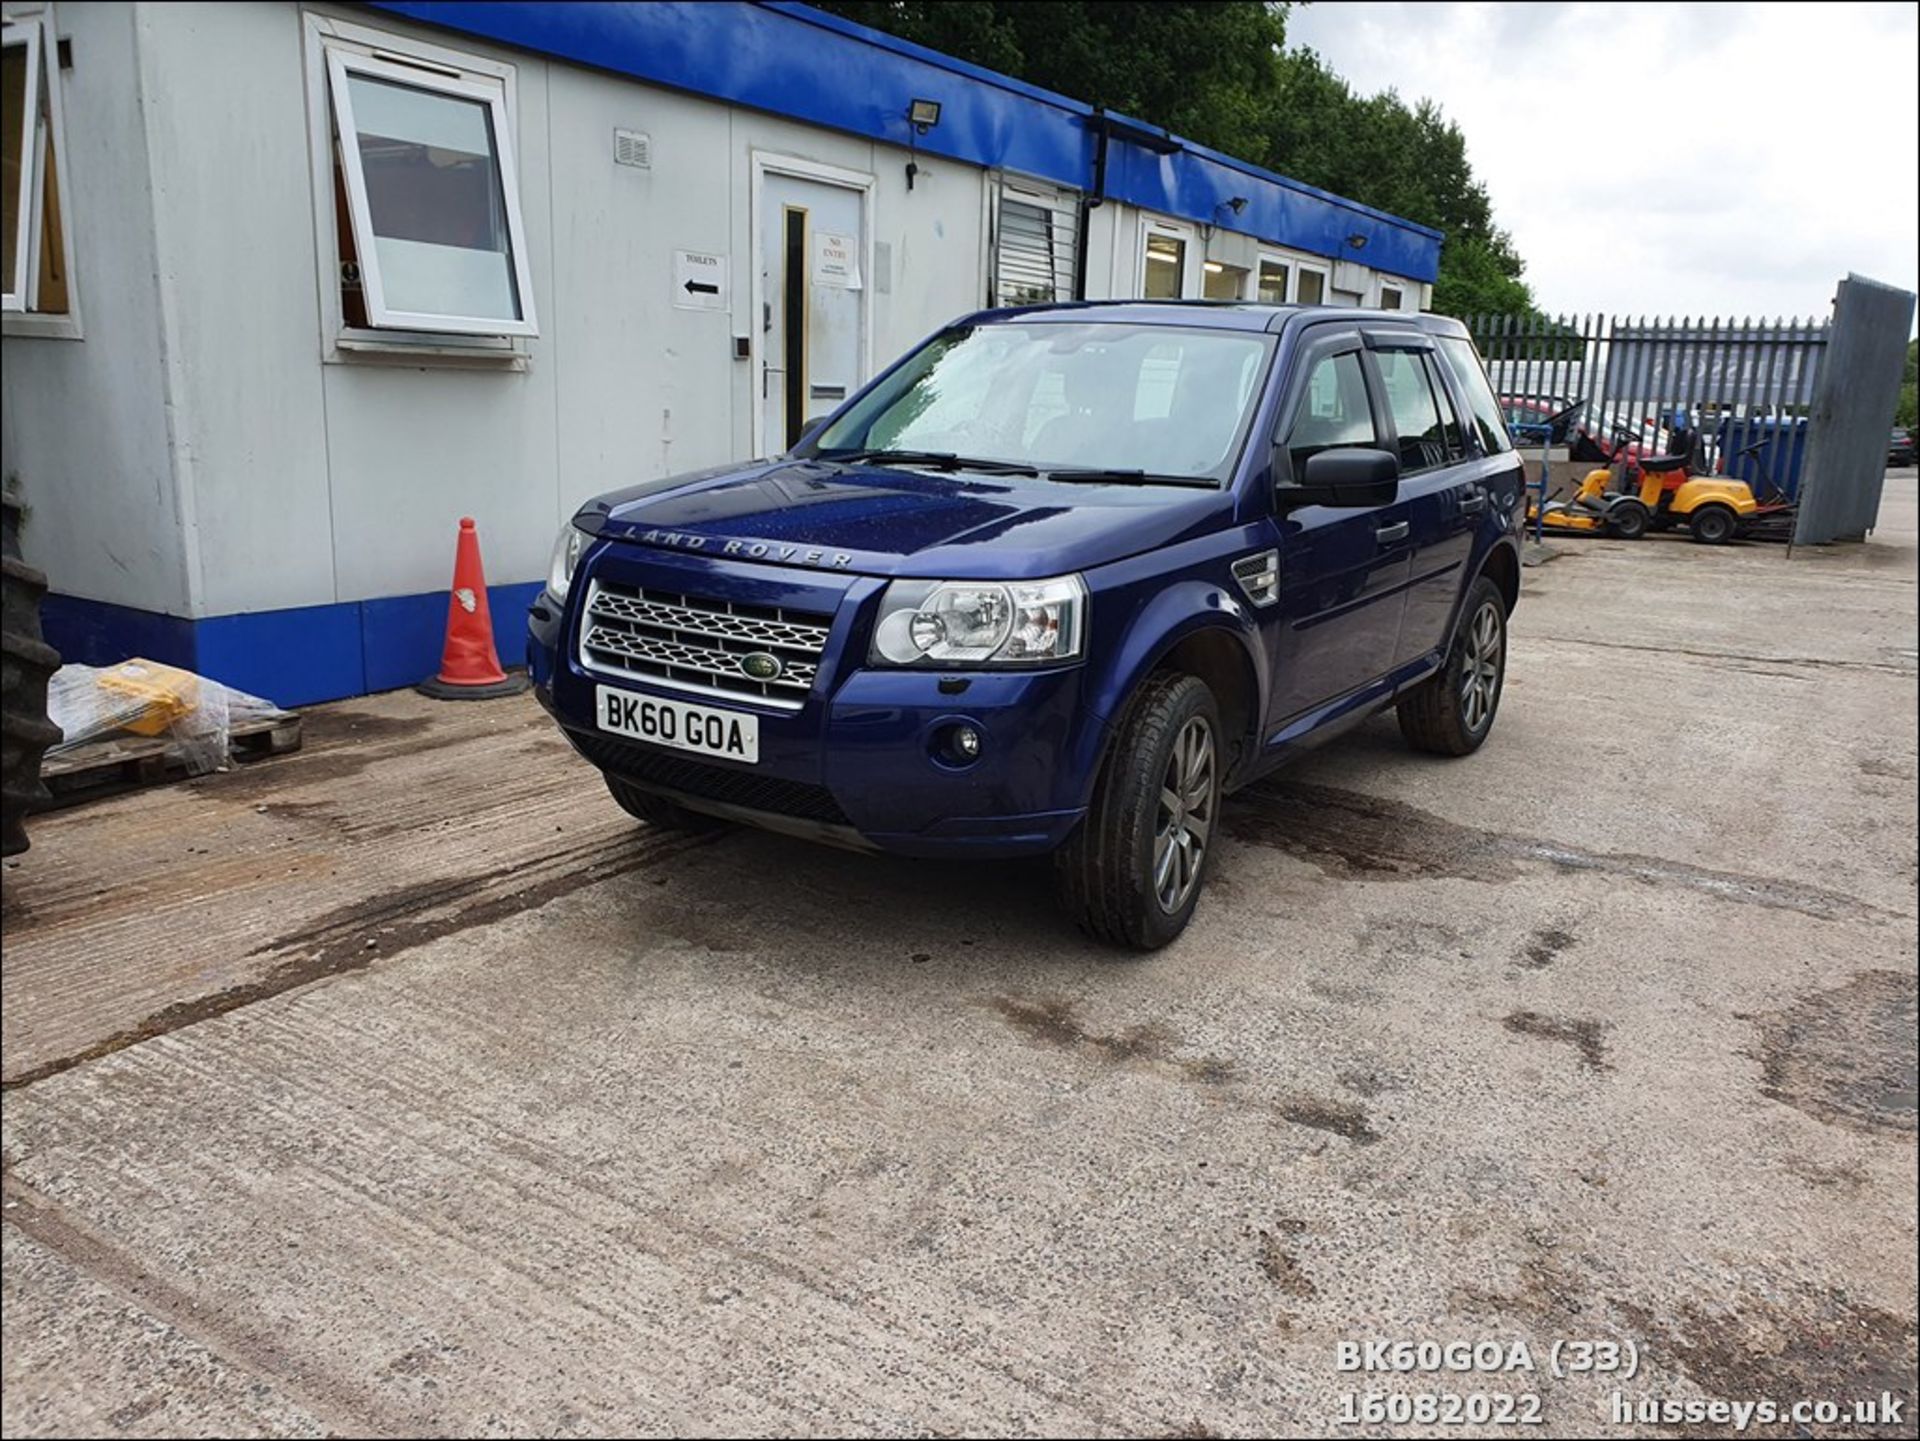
[44,583,544,710]
[371,0,1443,283]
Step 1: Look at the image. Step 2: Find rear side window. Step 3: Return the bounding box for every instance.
[1375,349,1456,474]
[1437,335,1512,454]
[1285,350,1378,480]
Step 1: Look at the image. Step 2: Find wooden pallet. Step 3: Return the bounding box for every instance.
[39,712,303,806]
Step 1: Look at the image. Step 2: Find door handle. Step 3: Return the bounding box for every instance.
[1460,491,1487,515]
[1375,520,1410,545]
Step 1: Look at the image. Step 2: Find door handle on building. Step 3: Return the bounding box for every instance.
[1375,520,1410,545]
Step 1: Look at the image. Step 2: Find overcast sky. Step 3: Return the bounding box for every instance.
[1286,1,1920,323]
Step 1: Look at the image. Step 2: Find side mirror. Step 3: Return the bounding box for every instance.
[1285,447,1401,508]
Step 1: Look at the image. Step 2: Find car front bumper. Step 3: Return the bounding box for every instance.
[527,547,1105,859]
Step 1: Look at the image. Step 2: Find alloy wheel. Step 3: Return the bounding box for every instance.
[1459,601,1503,733]
[1153,715,1217,914]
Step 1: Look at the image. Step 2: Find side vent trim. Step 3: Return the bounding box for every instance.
[1231,549,1280,608]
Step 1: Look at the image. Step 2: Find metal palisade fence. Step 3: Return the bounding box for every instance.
[1465,312,1830,503]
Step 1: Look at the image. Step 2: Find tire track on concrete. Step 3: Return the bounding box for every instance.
[1,827,728,1091]
[1227,780,1905,922]
[1,1169,409,1437]
[1527,633,1918,675]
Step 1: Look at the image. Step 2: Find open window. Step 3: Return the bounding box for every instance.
[323,43,535,338]
[3,10,71,320]
[990,175,1078,306]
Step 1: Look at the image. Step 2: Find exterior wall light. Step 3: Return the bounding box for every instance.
[1347,233,1369,249]
[905,100,942,190]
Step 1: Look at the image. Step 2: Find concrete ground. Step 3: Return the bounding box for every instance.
[4,477,1916,1438]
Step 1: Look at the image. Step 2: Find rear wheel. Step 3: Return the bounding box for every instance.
[1397,576,1507,757]
[1689,504,1736,545]
[1606,500,1649,540]
[604,773,733,833]
[1055,671,1220,951]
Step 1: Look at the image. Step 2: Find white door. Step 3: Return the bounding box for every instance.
[758,164,869,456]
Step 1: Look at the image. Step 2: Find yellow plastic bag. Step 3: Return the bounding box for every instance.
[94,660,202,737]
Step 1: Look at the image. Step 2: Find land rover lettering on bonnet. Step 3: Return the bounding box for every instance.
[530,302,1524,949]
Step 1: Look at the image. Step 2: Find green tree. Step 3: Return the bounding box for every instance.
[813,1,1534,314]
[819,2,1292,162]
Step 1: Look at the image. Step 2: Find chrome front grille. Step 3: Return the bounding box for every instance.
[579,578,832,710]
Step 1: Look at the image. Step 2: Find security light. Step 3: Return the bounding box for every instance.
[1347,232,1369,249]
[908,98,942,133]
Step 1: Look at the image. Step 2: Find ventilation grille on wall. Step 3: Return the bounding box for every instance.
[614,129,652,169]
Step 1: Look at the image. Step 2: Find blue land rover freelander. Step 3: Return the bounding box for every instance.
[529,303,1525,948]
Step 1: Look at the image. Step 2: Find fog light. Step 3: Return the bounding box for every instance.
[934,723,983,767]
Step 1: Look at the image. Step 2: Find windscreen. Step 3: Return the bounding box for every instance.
[812,322,1275,481]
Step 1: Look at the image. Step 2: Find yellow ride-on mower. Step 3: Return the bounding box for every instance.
[1530,414,1764,544]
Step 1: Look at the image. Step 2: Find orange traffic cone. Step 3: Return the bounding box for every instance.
[416,517,530,700]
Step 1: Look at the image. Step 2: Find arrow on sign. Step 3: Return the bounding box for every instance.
[683,280,720,295]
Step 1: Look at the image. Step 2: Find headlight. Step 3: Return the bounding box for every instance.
[870,574,1087,666]
[546,524,586,601]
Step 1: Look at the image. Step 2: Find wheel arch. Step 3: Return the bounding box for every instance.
[1478,537,1521,615]
[1086,592,1267,800]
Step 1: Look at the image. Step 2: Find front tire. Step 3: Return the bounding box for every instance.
[1397,576,1507,757]
[1055,672,1221,951]
[604,773,733,833]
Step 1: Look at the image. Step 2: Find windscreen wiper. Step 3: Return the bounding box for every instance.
[816,448,1038,476]
[1045,468,1218,488]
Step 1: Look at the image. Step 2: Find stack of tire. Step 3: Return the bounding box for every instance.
[2,492,61,857]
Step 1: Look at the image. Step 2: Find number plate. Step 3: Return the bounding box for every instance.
[595,686,759,763]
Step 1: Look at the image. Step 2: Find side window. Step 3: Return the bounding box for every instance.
[1374,348,1451,474]
[322,41,537,337]
[1437,335,1514,454]
[3,12,73,318]
[1284,350,1378,481]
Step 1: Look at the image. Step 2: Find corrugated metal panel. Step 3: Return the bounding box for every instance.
[1795,275,1918,544]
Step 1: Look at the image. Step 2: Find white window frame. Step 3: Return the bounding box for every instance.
[1293,257,1332,306]
[302,14,534,361]
[1253,251,1292,306]
[2,3,80,337]
[1,16,41,311]
[1137,215,1199,300]
[1379,282,1405,311]
[989,171,1078,306]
